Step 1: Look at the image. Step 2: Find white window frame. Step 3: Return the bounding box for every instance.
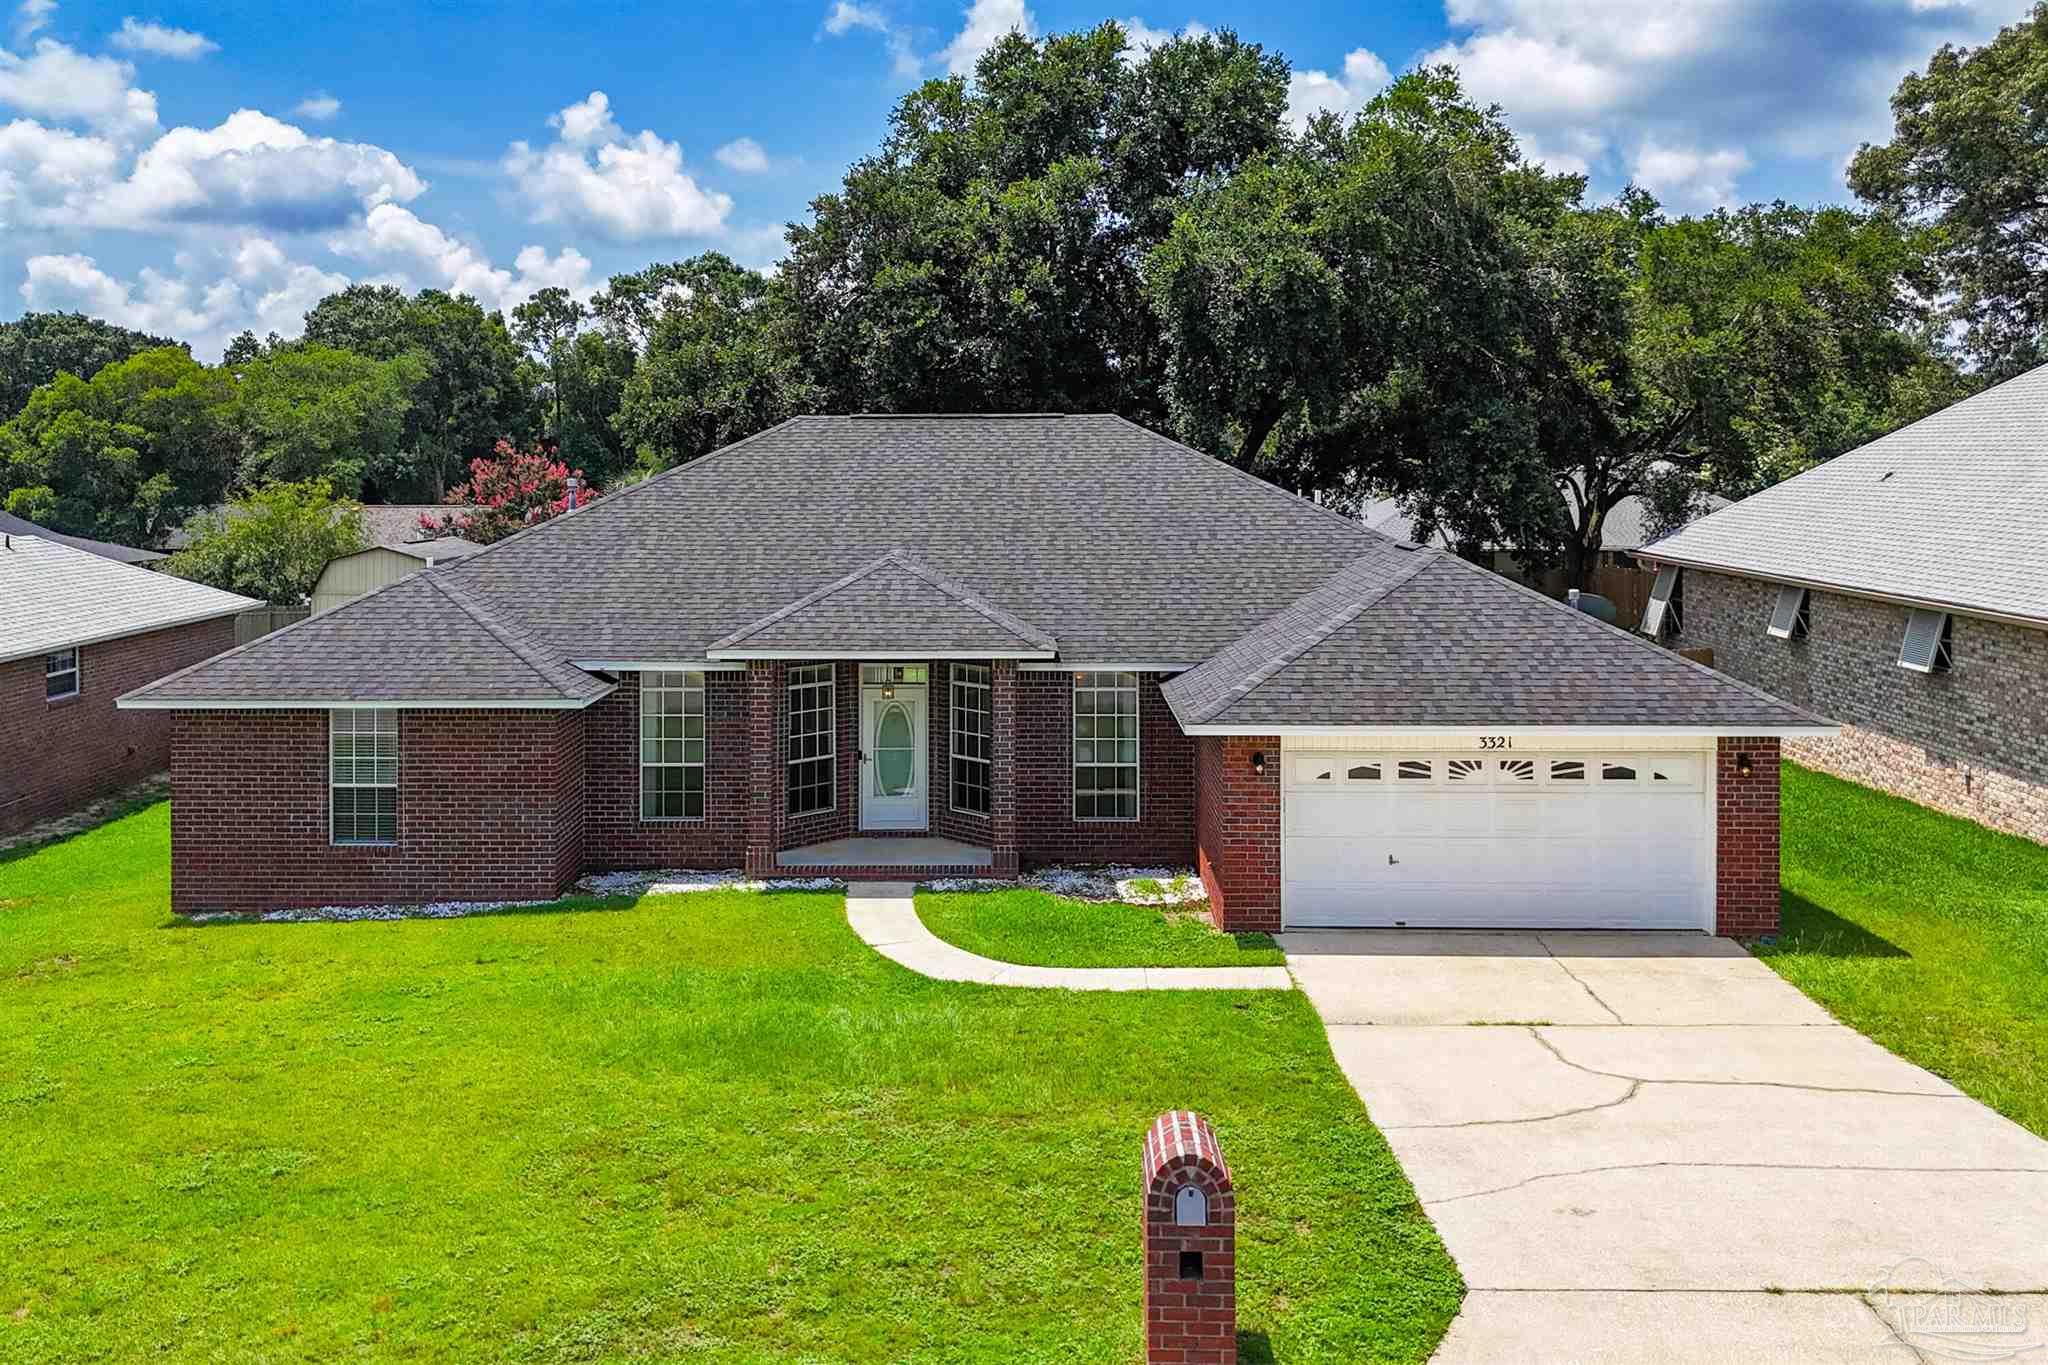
[329,708,398,845]
[639,670,706,821]
[950,663,992,818]
[786,663,836,817]
[1766,584,1809,640]
[1641,565,1679,637]
[1898,609,1953,673]
[1073,670,1140,822]
[44,647,80,701]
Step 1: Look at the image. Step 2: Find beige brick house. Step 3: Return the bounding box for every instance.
[1638,363,2048,844]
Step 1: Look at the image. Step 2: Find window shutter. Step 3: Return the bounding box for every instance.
[1640,565,1679,636]
[1897,609,1950,672]
[1766,585,1808,639]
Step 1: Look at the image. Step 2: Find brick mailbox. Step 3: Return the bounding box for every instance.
[1142,1110,1236,1364]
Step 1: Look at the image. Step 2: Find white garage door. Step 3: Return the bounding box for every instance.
[1282,749,1713,930]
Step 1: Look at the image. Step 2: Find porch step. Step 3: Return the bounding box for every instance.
[776,835,993,871]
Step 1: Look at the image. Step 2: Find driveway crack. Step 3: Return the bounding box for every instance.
[1383,1079,1642,1130]
[1534,934,1623,1022]
[1528,1028,1966,1099]
[1858,1292,1934,1364]
[1425,1161,2048,1207]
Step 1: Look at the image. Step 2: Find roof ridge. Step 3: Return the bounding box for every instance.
[708,548,1057,652]
[707,551,899,650]
[1173,548,1440,725]
[421,572,590,698]
[884,550,1057,649]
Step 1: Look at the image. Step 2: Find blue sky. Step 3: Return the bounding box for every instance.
[0,0,2026,358]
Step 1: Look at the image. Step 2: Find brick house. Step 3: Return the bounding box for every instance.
[1638,363,2048,846]
[121,416,1827,933]
[2,534,255,835]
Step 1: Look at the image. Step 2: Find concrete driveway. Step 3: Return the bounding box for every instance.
[1281,930,2048,1363]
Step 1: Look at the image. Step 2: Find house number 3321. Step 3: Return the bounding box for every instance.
[1478,736,1513,750]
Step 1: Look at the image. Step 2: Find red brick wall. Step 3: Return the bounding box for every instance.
[169,708,587,914]
[1715,736,1782,936]
[0,615,237,835]
[582,672,748,869]
[1193,735,1281,932]
[1016,671,1196,867]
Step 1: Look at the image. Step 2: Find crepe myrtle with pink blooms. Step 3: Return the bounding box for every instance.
[419,440,597,545]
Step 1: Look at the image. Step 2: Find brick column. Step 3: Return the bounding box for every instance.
[1195,735,1281,932]
[1143,1110,1237,1365]
[988,660,1020,876]
[744,661,781,878]
[1715,736,1781,937]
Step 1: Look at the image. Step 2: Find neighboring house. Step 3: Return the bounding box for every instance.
[0,509,165,566]
[312,537,486,614]
[120,416,1827,934]
[1638,363,2048,846]
[0,535,256,834]
[163,504,454,552]
[1363,488,1732,618]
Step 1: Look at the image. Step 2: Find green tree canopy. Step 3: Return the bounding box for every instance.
[224,345,425,497]
[1851,3,2048,376]
[0,346,235,546]
[163,479,367,606]
[0,312,183,421]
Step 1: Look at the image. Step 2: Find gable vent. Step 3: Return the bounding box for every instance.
[1897,609,1952,673]
[1766,585,1809,640]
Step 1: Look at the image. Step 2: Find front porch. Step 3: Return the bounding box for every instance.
[778,835,994,874]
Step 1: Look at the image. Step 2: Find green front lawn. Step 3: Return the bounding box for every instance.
[1760,763,2048,1137]
[918,888,1285,968]
[0,803,1455,1361]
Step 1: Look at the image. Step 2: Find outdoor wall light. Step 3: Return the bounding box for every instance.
[1252,751,1266,776]
[1736,752,1754,777]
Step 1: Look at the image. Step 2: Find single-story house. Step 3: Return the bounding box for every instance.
[1,534,256,834]
[312,536,486,614]
[120,416,1828,933]
[1638,363,2048,846]
[0,508,165,566]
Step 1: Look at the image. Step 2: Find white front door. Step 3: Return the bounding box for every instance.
[860,683,927,829]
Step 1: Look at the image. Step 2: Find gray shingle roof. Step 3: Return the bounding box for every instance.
[1164,550,1825,731]
[125,413,1818,730]
[120,568,611,707]
[380,536,486,563]
[1,535,257,665]
[709,550,1056,657]
[1640,363,2048,625]
[0,510,164,564]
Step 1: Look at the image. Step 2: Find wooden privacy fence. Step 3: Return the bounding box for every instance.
[235,605,308,644]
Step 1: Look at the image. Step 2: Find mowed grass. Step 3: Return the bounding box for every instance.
[918,888,1285,968]
[1758,763,2048,1137]
[0,803,1456,1362]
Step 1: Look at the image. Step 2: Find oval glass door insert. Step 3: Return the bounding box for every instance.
[875,702,914,794]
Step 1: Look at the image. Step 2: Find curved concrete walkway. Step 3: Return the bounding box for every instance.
[846,882,1293,991]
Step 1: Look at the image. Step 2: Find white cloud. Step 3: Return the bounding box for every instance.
[1285,47,1391,130]
[12,0,54,45]
[713,136,769,172]
[92,108,425,230]
[1119,17,1210,54]
[293,92,340,120]
[503,91,731,241]
[0,115,115,225]
[20,237,349,358]
[337,202,593,316]
[937,0,1035,77]
[821,1,920,77]
[111,17,217,59]
[1420,0,2010,203]
[0,38,158,139]
[1630,138,1750,209]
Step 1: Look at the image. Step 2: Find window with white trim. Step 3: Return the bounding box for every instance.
[950,664,991,816]
[330,708,397,844]
[1641,565,1680,637]
[640,670,705,819]
[787,664,835,816]
[44,647,79,701]
[1766,584,1809,639]
[1073,671,1138,820]
[1897,609,1953,673]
